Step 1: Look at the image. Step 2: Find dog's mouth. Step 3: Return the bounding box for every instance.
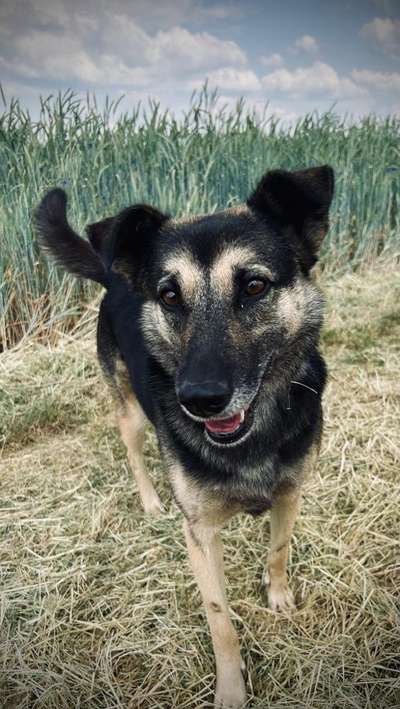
[204,405,253,446]
[178,369,270,447]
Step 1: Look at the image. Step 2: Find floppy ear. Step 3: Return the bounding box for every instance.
[86,204,168,272]
[247,165,334,271]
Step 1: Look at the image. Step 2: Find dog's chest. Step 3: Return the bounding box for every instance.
[210,479,274,518]
[208,458,294,517]
[242,498,272,516]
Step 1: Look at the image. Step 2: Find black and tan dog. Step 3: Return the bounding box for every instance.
[36,164,334,708]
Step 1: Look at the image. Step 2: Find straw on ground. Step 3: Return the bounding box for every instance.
[0,263,399,708]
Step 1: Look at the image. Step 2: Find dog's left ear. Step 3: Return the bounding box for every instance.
[247,165,334,271]
[86,204,168,271]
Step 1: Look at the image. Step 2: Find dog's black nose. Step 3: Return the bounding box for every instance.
[178,380,232,418]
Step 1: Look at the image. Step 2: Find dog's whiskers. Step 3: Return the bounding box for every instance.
[290,380,318,395]
[287,380,318,410]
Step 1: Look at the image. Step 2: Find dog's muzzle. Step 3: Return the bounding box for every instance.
[177,373,261,447]
[177,379,232,418]
[177,383,254,446]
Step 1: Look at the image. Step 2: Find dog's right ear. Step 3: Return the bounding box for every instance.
[247,165,334,272]
[86,205,168,271]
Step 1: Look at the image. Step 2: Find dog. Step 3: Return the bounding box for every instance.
[36,164,334,708]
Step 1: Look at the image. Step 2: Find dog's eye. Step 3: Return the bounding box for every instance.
[244,279,268,297]
[160,288,181,307]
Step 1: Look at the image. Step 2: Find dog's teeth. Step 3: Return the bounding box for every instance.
[240,410,245,423]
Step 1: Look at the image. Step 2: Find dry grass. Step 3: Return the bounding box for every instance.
[1,264,399,708]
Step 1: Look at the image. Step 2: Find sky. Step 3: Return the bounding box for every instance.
[1,0,400,123]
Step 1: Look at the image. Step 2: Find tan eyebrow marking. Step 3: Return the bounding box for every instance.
[163,250,204,298]
[210,245,274,294]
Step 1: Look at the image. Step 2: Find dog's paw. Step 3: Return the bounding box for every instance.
[141,490,164,516]
[268,584,295,613]
[214,671,246,708]
[262,571,296,613]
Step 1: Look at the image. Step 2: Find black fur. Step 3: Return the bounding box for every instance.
[35,189,108,286]
[36,165,334,513]
[248,165,334,273]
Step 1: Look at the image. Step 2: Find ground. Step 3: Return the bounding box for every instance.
[1,263,399,708]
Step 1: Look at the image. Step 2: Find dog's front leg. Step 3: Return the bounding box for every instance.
[263,487,301,612]
[183,518,246,709]
[117,396,163,515]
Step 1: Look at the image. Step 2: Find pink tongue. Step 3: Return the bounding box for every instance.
[205,412,242,435]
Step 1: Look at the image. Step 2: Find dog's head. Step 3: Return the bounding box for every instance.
[89,165,334,447]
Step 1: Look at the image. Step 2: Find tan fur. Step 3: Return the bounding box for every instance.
[163,250,203,299]
[168,203,252,225]
[141,301,174,347]
[275,282,307,335]
[276,279,322,336]
[210,245,259,294]
[263,445,319,611]
[113,356,134,400]
[184,519,246,709]
[170,461,245,708]
[117,395,163,516]
[223,204,254,218]
[169,462,240,532]
[264,488,301,611]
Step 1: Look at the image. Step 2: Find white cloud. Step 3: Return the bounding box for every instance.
[189,67,261,91]
[1,0,242,34]
[2,17,247,87]
[351,69,400,92]
[261,62,368,99]
[0,2,396,122]
[294,35,319,53]
[0,33,99,82]
[154,26,246,71]
[260,53,284,68]
[360,17,400,58]
[101,17,247,71]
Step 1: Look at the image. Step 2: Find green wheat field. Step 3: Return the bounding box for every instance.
[1,88,399,349]
[0,91,399,708]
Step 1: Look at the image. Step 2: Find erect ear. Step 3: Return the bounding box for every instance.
[86,204,168,271]
[247,165,334,271]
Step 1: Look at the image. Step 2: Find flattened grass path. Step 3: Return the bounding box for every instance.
[1,264,399,708]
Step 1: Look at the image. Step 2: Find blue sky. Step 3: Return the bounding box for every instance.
[1,0,399,122]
